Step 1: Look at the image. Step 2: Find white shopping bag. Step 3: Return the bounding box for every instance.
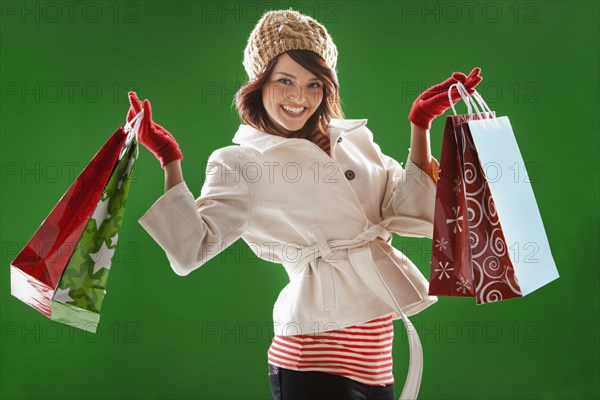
[456,82,559,297]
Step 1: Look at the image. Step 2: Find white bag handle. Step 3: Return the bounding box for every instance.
[448,82,472,116]
[448,81,499,128]
[119,109,144,160]
[472,89,494,115]
[449,81,483,117]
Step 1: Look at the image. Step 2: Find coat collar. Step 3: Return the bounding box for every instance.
[231,118,369,154]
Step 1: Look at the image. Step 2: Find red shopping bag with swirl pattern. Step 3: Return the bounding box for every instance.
[428,82,559,304]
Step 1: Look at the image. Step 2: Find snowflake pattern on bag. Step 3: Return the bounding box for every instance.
[429,114,523,304]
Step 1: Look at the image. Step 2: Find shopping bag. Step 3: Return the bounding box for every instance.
[428,82,559,304]
[10,111,144,332]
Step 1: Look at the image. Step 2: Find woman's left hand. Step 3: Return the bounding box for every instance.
[409,67,483,130]
[126,91,183,169]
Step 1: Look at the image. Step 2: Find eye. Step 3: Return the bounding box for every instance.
[277,78,292,85]
[309,82,322,89]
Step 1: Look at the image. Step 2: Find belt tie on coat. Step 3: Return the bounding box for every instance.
[285,220,424,400]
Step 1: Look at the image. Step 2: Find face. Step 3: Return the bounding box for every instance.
[261,52,324,133]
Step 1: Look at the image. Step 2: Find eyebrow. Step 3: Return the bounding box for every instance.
[274,72,321,81]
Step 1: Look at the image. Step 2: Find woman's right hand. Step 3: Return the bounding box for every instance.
[127,91,183,169]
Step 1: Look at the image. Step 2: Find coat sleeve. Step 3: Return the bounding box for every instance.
[137,147,251,276]
[379,146,440,239]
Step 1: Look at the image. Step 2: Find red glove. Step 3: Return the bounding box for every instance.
[127,91,183,169]
[409,67,483,130]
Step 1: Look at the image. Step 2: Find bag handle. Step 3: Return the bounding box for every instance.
[120,109,144,160]
[448,81,499,128]
[124,109,144,138]
[471,90,495,119]
[448,81,483,117]
[449,82,470,115]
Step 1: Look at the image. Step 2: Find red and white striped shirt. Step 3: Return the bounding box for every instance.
[267,313,394,386]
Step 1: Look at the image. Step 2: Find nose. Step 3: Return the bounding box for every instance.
[282,82,307,104]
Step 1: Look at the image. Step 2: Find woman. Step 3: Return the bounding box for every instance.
[129,9,482,400]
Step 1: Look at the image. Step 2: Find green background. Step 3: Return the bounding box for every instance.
[1,1,598,399]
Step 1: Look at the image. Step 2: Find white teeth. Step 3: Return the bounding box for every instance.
[282,105,305,114]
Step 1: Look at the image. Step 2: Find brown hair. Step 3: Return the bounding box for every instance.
[232,49,344,157]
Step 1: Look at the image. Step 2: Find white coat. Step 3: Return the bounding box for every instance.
[137,117,440,398]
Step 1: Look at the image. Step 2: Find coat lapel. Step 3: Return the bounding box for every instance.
[231,118,369,154]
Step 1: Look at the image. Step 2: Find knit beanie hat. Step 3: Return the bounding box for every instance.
[242,9,338,84]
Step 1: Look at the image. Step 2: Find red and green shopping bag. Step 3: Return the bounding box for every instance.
[10,111,144,333]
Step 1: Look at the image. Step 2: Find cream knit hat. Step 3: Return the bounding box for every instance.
[242,9,338,84]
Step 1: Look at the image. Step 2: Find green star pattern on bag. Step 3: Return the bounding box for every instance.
[51,138,138,333]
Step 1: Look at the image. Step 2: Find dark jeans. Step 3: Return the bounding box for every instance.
[268,364,395,400]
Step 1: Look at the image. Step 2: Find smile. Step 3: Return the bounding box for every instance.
[281,105,307,117]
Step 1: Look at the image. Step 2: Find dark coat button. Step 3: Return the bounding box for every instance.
[345,170,355,180]
[337,136,343,143]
